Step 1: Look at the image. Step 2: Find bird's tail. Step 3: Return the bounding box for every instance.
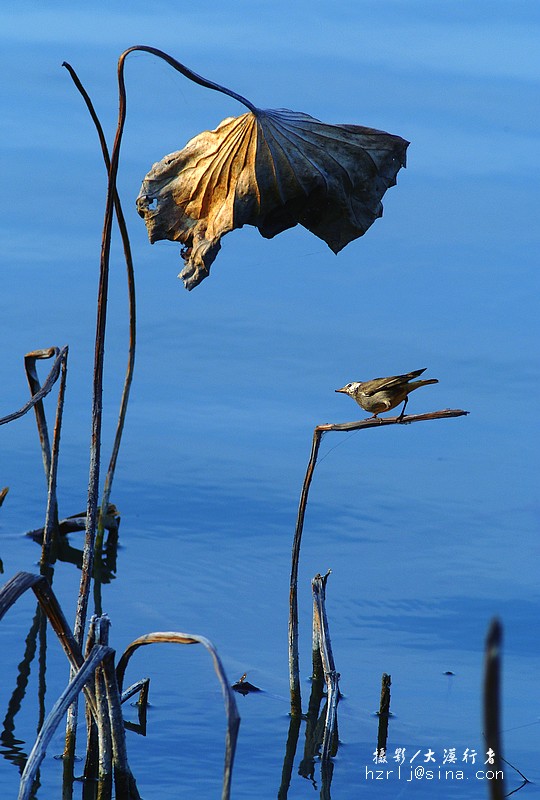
[406,368,428,379]
[409,379,438,391]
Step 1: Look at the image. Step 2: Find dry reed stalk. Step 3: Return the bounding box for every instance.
[94,618,114,796]
[289,407,468,713]
[483,619,504,800]
[311,572,339,763]
[83,616,100,789]
[0,346,69,563]
[65,47,131,757]
[40,350,68,567]
[0,346,67,427]
[102,651,141,799]
[18,644,110,800]
[116,631,240,800]
[121,678,150,706]
[121,677,150,736]
[62,62,137,551]
[289,429,323,714]
[24,349,62,491]
[377,673,391,756]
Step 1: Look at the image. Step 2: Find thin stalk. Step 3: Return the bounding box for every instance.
[312,572,339,763]
[289,429,323,715]
[83,617,99,790]
[67,51,129,759]
[94,617,114,798]
[24,349,55,482]
[0,346,66,427]
[115,45,257,113]
[62,62,136,548]
[376,673,391,757]
[483,619,504,800]
[289,408,468,715]
[116,631,240,800]
[41,349,68,569]
[102,650,140,799]
[2,346,68,549]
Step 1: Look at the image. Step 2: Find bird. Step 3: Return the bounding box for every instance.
[335,368,438,420]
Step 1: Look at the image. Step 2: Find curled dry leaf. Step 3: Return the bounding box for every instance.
[137,108,408,289]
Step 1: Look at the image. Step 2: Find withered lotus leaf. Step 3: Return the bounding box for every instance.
[137,108,409,290]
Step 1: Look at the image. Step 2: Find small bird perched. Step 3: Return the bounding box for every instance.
[335,368,438,420]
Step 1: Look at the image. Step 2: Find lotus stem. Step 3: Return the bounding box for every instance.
[483,618,504,800]
[41,349,68,568]
[116,631,240,800]
[290,408,468,715]
[119,45,258,113]
[62,62,137,551]
[312,572,339,763]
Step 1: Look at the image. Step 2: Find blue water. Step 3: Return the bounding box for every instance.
[1,2,539,798]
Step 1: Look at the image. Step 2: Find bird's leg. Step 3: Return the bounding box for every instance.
[397,396,408,422]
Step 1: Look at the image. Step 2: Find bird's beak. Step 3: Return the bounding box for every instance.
[335,387,347,394]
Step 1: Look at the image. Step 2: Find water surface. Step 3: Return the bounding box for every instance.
[1,2,539,798]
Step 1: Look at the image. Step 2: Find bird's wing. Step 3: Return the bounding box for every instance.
[361,376,399,395]
[362,369,426,396]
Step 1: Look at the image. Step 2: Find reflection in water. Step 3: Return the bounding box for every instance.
[0,600,46,797]
[279,670,338,799]
[27,516,120,616]
[1,4,539,797]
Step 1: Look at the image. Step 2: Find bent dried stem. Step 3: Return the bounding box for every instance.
[116,631,240,800]
[0,347,67,427]
[23,347,69,566]
[118,45,257,112]
[289,407,468,713]
[0,346,70,566]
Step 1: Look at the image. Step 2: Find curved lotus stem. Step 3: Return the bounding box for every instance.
[120,45,258,113]
[68,45,259,755]
[116,631,240,800]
